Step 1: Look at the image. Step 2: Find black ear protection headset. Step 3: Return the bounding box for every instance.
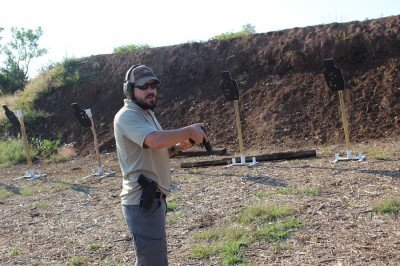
[123,64,140,98]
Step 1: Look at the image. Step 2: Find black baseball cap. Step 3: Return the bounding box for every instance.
[128,65,160,86]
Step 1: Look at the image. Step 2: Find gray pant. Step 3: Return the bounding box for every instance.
[122,199,168,266]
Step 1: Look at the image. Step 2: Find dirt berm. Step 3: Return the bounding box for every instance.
[31,15,400,154]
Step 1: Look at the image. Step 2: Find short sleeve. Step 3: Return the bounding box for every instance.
[115,109,157,148]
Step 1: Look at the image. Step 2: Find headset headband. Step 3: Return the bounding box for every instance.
[125,64,141,83]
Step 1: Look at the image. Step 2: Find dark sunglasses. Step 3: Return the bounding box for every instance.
[136,82,159,91]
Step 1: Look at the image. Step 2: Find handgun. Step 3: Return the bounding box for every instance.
[137,175,158,211]
[189,126,212,152]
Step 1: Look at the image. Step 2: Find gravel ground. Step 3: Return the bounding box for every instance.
[1,139,399,265]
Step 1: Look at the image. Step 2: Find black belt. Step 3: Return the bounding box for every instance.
[154,191,166,199]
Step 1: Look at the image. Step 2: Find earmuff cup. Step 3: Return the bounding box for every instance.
[123,64,140,98]
[123,80,134,98]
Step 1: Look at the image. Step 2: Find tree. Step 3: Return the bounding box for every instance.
[0,27,47,93]
[242,24,256,34]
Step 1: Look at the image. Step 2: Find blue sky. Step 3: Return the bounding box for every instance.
[1,0,399,77]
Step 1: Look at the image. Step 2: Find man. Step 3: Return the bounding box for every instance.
[114,64,207,265]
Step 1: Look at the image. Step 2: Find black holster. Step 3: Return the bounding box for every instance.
[137,175,158,211]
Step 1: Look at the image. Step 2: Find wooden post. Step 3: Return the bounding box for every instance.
[15,110,33,168]
[338,90,350,149]
[233,100,244,155]
[86,109,102,170]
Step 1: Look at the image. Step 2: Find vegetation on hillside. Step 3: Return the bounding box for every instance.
[0,27,47,94]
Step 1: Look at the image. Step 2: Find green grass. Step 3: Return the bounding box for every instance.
[234,204,295,225]
[0,137,62,166]
[254,218,304,242]
[276,188,294,195]
[86,242,107,251]
[31,138,61,158]
[20,187,36,196]
[167,211,184,224]
[9,247,20,256]
[210,24,255,41]
[255,191,270,198]
[271,242,290,253]
[365,148,392,160]
[373,198,400,214]
[194,229,222,240]
[53,180,73,190]
[70,255,89,266]
[277,187,322,197]
[36,200,51,209]
[167,197,179,212]
[113,44,151,54]
[0,138,27,166]
[191,227,250,265]
[298,188,323,196]
[191,244,219,259]
[190,204,303,265]
[0,188,15,198]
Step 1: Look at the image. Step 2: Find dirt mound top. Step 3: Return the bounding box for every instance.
[30,15,400,154]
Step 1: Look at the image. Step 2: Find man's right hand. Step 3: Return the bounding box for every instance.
[189,123,208,145]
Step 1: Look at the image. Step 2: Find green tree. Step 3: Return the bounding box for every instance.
[0,27,47,93]
[242,23,256,34]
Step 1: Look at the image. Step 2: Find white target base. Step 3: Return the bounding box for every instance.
[225,155,258,168]
[333,150,366,163]
[14,169,46,180]
[83,167,116,180]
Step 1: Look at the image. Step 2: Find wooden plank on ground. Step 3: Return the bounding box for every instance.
[174,148,227,157]
[180,150,317,168]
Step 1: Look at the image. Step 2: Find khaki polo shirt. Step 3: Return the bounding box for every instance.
[113,99,171,205]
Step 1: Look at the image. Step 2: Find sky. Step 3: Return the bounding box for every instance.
[1,0,399,78]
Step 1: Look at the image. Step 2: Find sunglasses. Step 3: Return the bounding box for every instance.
[136,82,159,90]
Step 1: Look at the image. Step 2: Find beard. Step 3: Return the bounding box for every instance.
[133,95,157,110]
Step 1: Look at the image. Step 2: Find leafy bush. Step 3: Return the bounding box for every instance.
[113,44,151,54]
[211,24,256,41]
[0,138,26,166]
[31,138,61,158]
[0,137,61,166]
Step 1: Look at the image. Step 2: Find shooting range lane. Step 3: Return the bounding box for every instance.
[323,59,366,162]
[70,103,115,179]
